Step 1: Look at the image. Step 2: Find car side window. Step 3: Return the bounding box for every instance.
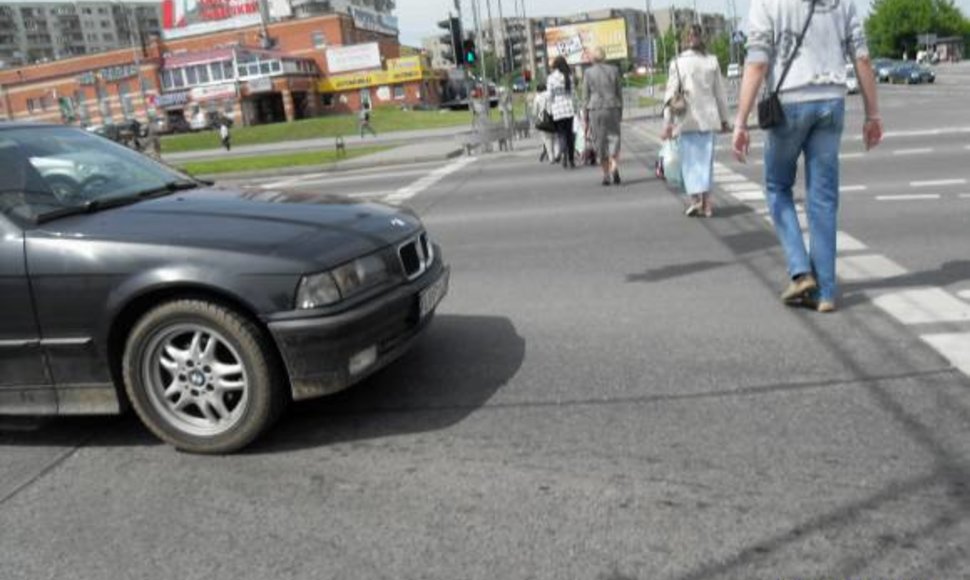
[0,139,61,223]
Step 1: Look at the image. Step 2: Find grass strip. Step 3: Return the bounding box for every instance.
[177,145,391,176]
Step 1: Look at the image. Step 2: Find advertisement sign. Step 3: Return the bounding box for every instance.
[318,58,431,93]
[326,43,382,74]
[161,0,262,40]
[247,77,273,93]
[190,83,236,102]
[544,18,628,65]
[348,6,398,36]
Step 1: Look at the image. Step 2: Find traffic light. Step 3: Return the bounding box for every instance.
[463,38,477,66]
[438,17,463,66]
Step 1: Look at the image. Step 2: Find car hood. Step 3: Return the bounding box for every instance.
[32,186,424,268]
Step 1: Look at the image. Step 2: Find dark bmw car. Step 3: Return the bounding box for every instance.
[0,123,449,453]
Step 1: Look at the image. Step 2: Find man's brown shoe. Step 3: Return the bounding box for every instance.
[781,275,818,304]
[816,300,837,313]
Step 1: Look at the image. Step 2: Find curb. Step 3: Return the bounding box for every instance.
[191,147,465,181]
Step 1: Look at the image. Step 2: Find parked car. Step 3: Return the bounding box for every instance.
[0,123,449,453]
[873,58,895,83]
[155,115,192,135]
[888,63,924,84]
[845,63,859,94]
[917,65,936,83]
[511,78,528,93]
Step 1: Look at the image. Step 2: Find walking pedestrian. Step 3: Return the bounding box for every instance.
[583,46,624,186]
[359,101,377,138]
[732,0,882,313]
[546,56,576,169]
[219,121,231,151]
[661,25,730,216]
[532,83,558,163]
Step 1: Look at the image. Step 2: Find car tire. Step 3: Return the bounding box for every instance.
[123,299,286,454]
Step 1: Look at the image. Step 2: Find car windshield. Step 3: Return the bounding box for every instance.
[0,126,196,225]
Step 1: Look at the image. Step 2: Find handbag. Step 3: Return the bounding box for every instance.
[666,57,688,116]
[758,0,817,129]
[535,109,555,133]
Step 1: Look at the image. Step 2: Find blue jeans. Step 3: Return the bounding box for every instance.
[763,99,845,302]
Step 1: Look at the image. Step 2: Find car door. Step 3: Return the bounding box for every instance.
[0,214,56,413]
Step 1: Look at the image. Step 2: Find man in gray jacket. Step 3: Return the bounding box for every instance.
[583,47,624,186]
[732,0,882,313]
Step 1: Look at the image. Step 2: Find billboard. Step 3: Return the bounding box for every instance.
[161,0,262,39]
[544,18,628,66]
[318,57,433,93]
[348,6,399,36]
[326,42,382,74]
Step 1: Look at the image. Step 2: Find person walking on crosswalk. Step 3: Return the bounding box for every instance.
[732,0,883,313]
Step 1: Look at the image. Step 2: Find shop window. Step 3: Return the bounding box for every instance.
[27,98,36,114]
[185,66,197,85]
[322,94,334,107]
[393,85,406,100]
[195,64,209,84]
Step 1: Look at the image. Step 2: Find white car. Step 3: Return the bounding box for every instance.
[845,64,859,94]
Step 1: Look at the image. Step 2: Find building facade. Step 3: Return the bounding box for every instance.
[0,0,161,68]
[0,12,441,127]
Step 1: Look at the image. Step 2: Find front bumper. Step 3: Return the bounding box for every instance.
[267,260,449,401]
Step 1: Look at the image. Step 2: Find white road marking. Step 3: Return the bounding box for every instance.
[874,126,970,139]
[836,255,908,281]
[722,182,762,192]
[876,194,942,201]
[730,189,765,202]
[872,288,970,325]
[841,185,868,192]
[715,174,748,183]
[263,167,442,189]
[343,191,396,199]
[920,333,970,376]
[910,179,968,188]
[893,148,934,156]
[841,152,866,159]
[801,231,868,253]
[383,156,477,203]
[837,232,868,252]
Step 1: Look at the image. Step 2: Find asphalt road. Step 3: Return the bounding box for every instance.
[3,64,970,579]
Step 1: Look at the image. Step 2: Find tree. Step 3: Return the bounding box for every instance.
[866,0,969,58]
[710,33,731,73]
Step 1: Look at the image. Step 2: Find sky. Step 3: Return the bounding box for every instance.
[396,0,970,46]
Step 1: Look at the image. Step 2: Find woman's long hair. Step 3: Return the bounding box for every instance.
[552,55,572,92]
[682,24,706,54]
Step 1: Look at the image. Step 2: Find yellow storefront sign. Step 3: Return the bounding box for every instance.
[319,57,431,93]
[545,18,628,66]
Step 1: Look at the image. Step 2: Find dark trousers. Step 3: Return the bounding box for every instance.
[554,117,575,166]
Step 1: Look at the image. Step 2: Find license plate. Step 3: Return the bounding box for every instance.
[418,271,449,319]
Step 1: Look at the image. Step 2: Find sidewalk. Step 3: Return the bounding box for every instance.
[194,138,465,181]
[163,124,475,164]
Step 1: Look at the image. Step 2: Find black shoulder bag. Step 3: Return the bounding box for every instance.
[758,0,817,129]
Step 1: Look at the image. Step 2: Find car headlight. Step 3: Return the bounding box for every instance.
[295,254,390,309]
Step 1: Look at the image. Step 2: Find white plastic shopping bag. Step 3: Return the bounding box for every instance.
[661,139,683,191]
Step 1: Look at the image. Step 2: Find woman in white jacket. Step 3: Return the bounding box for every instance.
[662,25,730,217]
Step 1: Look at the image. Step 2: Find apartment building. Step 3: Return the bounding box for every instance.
[0,1,161,68]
